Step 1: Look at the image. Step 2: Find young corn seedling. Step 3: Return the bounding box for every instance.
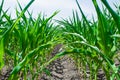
[0,0,61,79]
[56,0,120,79]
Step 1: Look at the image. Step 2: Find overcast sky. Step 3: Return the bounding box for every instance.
[1,0,119,20]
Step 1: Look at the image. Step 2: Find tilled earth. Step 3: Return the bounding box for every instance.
[0,56,82,80]
[41,56,81,80]
[40,55,120,80]
[0,44,120,80]
[0,55,120,80]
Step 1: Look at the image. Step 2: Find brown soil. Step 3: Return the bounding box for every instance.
[41,55,81,80]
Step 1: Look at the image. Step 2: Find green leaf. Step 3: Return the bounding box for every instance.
[92,0,112,54]
[111,34,120,38]
[9,42,52,79]
[2,0,34,38]
[0,0,4,16]
[101,0,120,33]
[0,37,4,69]
[64,32,87,42]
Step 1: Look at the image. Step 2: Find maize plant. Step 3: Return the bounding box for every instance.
[0,0,62,79]
[0,0,120,80]
[56,0,120,79]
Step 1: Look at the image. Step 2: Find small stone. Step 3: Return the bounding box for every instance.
[55,69,63,74]
[63,69,68,72]
[55,65,62,70]
[51,71,63,79]
[54,62,61,66]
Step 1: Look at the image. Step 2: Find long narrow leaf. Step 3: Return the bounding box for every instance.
[9,42,52,79]
[0,38,4,69]
[2,0,34,38]
[0,0,4,16]
[101,0,120,33]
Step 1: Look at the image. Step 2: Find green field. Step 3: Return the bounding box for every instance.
[0,0,120,80]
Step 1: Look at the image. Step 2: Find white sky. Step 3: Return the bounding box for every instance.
[1,0,120,20]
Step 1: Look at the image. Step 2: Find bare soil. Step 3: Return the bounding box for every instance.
[41,55,81,80]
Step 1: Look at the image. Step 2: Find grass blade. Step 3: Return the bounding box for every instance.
[101,0,120,33]
[92,0,112,54]
[0,38,4,69]
[0,0,34,72]
[9,42,52,79]
[0,0,4,16]
[2,0,34,38]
